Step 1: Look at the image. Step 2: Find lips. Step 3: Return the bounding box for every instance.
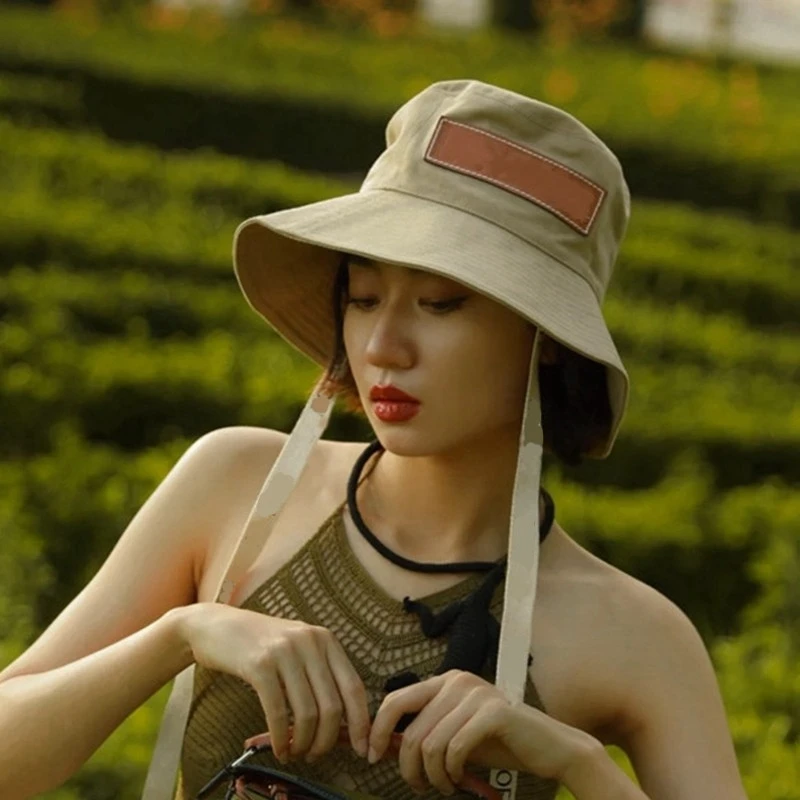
[369,384,420,403]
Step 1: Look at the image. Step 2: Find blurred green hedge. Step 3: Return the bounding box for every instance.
[1,10,798,797]
[1,7,799,224]
[2,115,797,329]
[713,518,800,798]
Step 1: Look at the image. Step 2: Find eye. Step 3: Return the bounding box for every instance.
[344,296,468,313]
[425,298,468,313]
[344,297,378,311]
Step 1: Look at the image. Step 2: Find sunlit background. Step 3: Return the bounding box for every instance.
[0,0,798,797]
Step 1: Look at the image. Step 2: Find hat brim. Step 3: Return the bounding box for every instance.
[233,187,629,458]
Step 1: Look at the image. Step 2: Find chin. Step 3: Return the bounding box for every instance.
[370,427,432,458]
[373,425,478,460]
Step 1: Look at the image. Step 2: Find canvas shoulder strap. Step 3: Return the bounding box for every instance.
[141,385,334,800]
[489,335,544,800]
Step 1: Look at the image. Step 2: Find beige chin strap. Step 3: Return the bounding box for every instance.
[141,379,335,800]
[142,334,544,800]
[490,330,544,800]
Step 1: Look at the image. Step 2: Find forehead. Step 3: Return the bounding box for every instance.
[347,255,465,289]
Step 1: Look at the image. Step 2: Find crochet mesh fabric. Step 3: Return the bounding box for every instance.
[175,501,559,800]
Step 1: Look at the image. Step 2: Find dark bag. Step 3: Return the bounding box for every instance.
[196,728,501,800]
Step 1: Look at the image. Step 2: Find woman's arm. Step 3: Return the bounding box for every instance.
[0,606,193,799]
[492,580,748,800]
[601,581,748,800]
[560,736,650,800]
[0,426,284,798]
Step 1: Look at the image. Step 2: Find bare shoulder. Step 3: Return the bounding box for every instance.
[544,534,746,796]
[191,425,361,515]
[592,557,720,741]
[194,428,365,604]
[195,424,287,465]
[536,529,710,742]
[568,539,705,668]
[0,425,288,686]
[535,529,718,745]
[193,425,360,482]
[549,532,695,634]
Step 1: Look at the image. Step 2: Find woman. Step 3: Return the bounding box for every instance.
[0,80,746,800]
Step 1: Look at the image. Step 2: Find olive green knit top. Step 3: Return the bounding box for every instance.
[175,500,559,800]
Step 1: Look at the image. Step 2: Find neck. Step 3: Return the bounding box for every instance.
[356,428,544,564]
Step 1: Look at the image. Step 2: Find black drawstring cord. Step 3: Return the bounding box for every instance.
[346,439,556,731]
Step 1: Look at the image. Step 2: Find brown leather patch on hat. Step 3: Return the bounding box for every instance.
[425,117,605,235]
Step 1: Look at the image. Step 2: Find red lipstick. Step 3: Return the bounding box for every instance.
[369,385,420,403]
[369,384,421,423]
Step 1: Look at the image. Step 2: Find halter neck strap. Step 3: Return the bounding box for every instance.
[346,439,554,575]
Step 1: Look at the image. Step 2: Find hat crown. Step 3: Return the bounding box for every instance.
[362,80,630,300]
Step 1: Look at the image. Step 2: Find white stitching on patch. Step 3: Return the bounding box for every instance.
[424,117,606,235]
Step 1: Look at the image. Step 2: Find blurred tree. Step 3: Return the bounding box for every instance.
[263,0,414,31]
[491,0,645,38]
[492,0,538,31]
[608,0,644,39]
[284,0,313,11]
[0,0,57,6]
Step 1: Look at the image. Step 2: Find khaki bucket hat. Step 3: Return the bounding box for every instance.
[233,78,630,456]
[142,80,631,800]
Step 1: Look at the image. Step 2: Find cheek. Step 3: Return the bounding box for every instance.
[472,326,534,406]
[437,324,533,403]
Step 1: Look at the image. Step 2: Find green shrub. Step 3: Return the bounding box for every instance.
[713,509,800,797]
[2,115,798,333]
[0,7,799,221]
[0,485,53,667]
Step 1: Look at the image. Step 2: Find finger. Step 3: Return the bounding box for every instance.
[370,679,440,762]
[251,665,292,763]
[396,720,428,795]
[277,652,319,758]
[397,690,462,794]
[420,705,479,793]
[444,711,500,785]
[326,639,371,757]
[303,644,346,760]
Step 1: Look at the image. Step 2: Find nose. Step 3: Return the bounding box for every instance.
[364,307,415,371]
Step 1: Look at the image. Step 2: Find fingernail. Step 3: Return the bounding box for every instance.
[357,738,369,759]
[367,746,378,764]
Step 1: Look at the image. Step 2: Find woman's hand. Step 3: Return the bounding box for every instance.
[367,669,599,796]
[178,603,371,764]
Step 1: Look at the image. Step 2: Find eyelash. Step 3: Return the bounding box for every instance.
[344,297,467,314]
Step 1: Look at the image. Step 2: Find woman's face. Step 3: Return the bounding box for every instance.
[342,256,538,454]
